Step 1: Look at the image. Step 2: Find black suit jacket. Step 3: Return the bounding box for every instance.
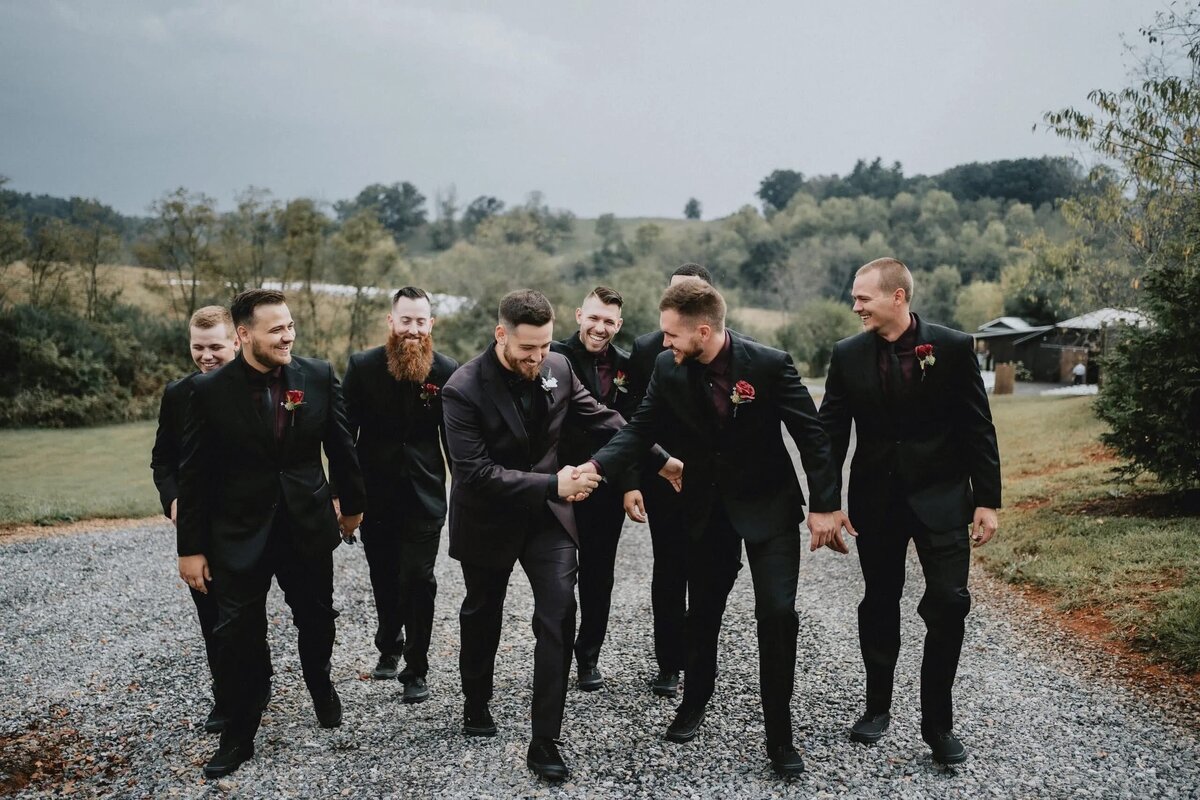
[550,332,639,468]
[342,347,459,522]
[592,331,839,543]
[177,352,366,571]
[819,315,1002,533]
[442,347,624,570]
[150,372,196,518]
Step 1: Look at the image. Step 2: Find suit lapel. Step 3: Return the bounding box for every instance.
[281,360,306,455]
[857,334,887,411]
[567,334,603,401]
[480,347,531,454]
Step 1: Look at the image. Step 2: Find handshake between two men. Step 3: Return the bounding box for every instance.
[558,457,858,555]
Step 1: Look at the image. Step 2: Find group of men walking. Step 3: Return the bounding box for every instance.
[151,257,1000,782]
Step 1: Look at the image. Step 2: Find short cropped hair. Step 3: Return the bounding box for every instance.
[189,305,234,334]
[392,286,432,306]
[659,278,725,331]
[671,262,712,284]
[499,289,555,330]
[230,288,287,328]
[585,286,623,309]
[857,257,914,302]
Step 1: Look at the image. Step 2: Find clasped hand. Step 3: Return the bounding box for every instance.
[559,463,602,501]
[807,510,857,554]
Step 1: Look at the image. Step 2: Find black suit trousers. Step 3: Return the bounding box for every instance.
[572,480,626,668]
[211,511,338,738]
[360,488,442,677]
[643,474,689,672]
[855,493,971,733]
[458,516,577,740]
[681,501,801,747]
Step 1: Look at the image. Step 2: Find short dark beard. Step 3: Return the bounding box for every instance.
[386,331,434,383]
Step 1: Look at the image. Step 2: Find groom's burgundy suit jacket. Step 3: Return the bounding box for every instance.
[819,314,1002,533]
[176,352,366,572]
[441,346,624,570]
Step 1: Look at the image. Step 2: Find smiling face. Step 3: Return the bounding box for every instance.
[189,322,239,373]
[851,269,908,339]
[575,294,623,354]
[238,303,295,371]
[659,308,708,365]
[388,295,434,340]
[496,320,554,380]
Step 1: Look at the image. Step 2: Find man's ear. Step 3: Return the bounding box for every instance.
[494,323,506,345]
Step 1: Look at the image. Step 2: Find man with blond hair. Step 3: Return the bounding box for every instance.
[579,278,842,778]
[820,257,1001,765]
[151,305,252,734]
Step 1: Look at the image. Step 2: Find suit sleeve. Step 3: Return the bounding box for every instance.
[341,354,363,444]
[150,382,180,518]
[176,382,209,557]
[323,362,366,516]
[591,363,669,478]
[818,344,853,501]
[951,336,1002,509]
[438,358,460,473]
[442,381,563,506]
[776,352,840,513]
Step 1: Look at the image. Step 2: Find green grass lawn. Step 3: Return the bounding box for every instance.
[981,395,1200,671]
[0,420,161,525]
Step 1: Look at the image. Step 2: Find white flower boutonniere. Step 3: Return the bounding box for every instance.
[541,370,558,393]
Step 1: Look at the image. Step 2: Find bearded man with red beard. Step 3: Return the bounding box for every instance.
[342,286,459,703]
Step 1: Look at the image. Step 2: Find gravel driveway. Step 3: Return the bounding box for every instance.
[3,489,1198,798]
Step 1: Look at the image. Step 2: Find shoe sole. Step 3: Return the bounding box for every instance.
[464,725,498,737]
[849,729,885,744]
[771,764,805,778]
[202,750,253,779]
[402,691,430,704]
[932,750,967,765]
[651,685,678,698]
[527,762,568,782]
[578,680,604,692]
[372,671,399,680]
[665,715,704,743]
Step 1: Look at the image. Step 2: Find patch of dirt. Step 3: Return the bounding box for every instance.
[1073,489,1200,519]
[1013,497,1051,511]
[0,713,128,795]
[0,516,162,545]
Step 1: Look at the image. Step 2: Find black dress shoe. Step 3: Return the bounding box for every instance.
[767,743,805,778]
[925,730,967,765]
[526,737,568,782]
[577,664,604,692]
[463,702,497,736]
[203,735,254,779]
[849,711,891,744]
[651,670,680,698]
[665,704,706,743]
[372,653,401,680]
[313,685,342,729]
[402,676,430,704]
[203,704,229,734]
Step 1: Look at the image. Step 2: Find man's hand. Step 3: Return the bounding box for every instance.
[178,554,211,594]
[338,512,363,539]
[971,507,998,547]
[558,464,601,501]
[623,489,647,523]
[169,498,177,527]
[807,510,857,554]
[332,496,341,516]
[658,457,684,493]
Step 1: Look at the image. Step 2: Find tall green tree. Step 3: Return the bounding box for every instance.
[683,197,702,219]
[757,169,805,213]
[336,181,427,243]
[144,188,219,321]
[330,211,400,360]
[68,198,121,320]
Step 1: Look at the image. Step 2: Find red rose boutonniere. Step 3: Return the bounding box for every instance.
[915,343,936,380]
[614,370,628,393]
[419,382,440,407]
[283,389,305,426]
[730,380,755,417]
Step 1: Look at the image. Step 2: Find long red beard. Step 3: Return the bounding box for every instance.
[386,331,435,383]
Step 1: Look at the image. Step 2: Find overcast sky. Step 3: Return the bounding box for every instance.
[0,0,1160,219]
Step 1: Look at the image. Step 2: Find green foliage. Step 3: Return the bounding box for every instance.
[757,169,805,213]
[912,264,961,327]
[683,197,701,219]
[774,299,860,376]
[954,281,1004,332]
[0,303,183,428]
[934,157,1083,206]
[461,195,505,238]
[335,181,427,243]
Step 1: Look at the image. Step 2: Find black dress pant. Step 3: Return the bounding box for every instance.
[211,512,338,740]
[680,502,801,747]
[855,494,972,734]
[458,518,577,740]
[360,502,442,679]
[643,474,688,673]
[572,480,626,669]
[189,586,220,704]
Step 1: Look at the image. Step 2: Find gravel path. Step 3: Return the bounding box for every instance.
[3,488,1199,797]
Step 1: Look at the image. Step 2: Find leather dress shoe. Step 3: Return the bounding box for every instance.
[203,704,229,734]
[313,685,342,729]
[924,730,967,765]
[526,737,568,781]
[767,743,805,778]
[849,711,891,744]
[372,653,401,680]
[577,664,604,692]
[665,704,706,743]
[651,670,680,698]
[203,734,254,779]
[402,676,430,704]
[463,702,497,736]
